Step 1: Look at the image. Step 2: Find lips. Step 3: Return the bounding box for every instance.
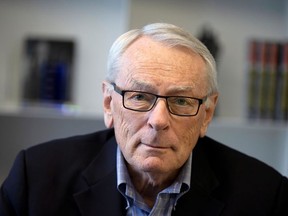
[141,142,170,149]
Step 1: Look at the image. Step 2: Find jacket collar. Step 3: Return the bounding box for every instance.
[173,137,225,216]
[73,136,126,216]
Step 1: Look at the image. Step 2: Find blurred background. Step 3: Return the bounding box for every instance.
[0,0,288,184]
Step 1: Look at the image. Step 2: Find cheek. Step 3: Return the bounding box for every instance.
[176,117,203,151]
[179,129,198,152]
[112,104,142,150]
[113,106,130,139]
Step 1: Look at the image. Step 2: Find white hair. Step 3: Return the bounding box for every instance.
[106,23,218,97]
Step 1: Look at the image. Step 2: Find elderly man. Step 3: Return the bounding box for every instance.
[1,23,288,216]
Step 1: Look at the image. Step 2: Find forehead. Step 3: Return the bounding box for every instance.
[117,36,207,93]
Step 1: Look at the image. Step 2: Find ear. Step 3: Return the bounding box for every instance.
[200,94,218,137]
[102,81,114,128]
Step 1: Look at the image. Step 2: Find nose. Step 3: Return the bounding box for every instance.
[147,99,170,131]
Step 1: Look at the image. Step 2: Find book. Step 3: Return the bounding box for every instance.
[279,43,288,120]
[247,40,260,119]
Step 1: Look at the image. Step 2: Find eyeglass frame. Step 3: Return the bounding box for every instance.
[111,83,208,117]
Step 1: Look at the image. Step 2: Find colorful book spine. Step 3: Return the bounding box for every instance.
[248,40,260,119]
[266,43,278,119]
[258,42,270,119]
[281,44,288,120]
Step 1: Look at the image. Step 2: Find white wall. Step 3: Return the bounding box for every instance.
[129,0,287,119]
[0,0,129,117]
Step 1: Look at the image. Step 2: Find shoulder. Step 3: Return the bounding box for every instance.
[196,136,283,179]
[3,128,116,195]
[20,128,116,174]
[26,128,115,159]
[0,129,117,215]
[195,136,288,211]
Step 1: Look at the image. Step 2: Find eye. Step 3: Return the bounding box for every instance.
[131,93,148,101]
[170,97,192,106]
[175,98,188,105]
[126,92,155,102]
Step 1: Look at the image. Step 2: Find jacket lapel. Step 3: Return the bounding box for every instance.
[173,138,226,216]
[73,136,126,216]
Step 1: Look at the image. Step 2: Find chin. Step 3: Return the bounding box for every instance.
[138,157,172,174]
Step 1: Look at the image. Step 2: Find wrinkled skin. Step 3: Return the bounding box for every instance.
[102,36,218,206]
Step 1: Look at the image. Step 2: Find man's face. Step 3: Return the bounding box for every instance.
[103,36,217,176]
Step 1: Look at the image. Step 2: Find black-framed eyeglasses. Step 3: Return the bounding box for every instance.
[111,83,207,117]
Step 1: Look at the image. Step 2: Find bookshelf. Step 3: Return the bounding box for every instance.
[0,0,128,117]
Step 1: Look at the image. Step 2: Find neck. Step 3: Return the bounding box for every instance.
[127,166,180,208]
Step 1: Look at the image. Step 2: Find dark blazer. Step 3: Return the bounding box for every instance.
[0,128,287,216]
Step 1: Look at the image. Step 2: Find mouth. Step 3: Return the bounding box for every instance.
[141,143,170,150]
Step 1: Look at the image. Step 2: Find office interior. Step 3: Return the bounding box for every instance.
[0,0,288,184]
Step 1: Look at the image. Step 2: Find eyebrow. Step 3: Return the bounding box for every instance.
[129,80,195,94]
[130,80,156,91]
[166,85,195,93]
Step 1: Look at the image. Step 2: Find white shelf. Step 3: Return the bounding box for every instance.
[208,118,288,177]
